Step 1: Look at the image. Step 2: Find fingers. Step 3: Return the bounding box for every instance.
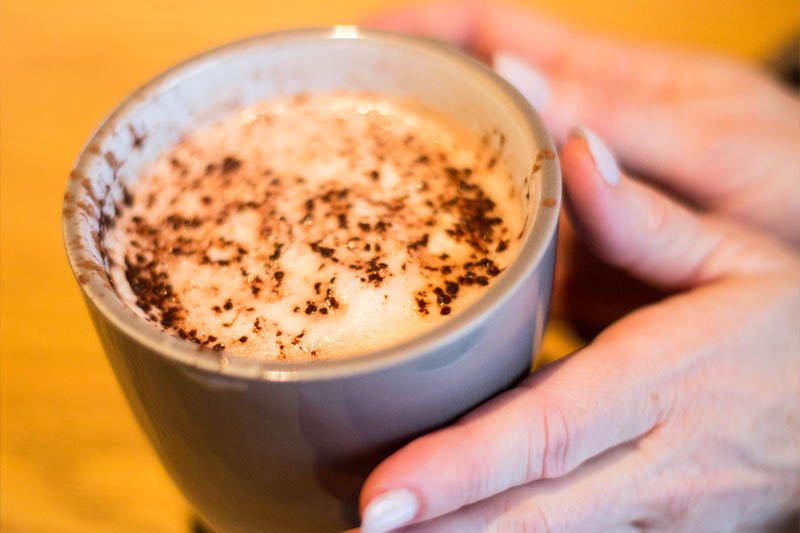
[357,338,670,532]
[368,2,800,234]
[492,44,800,244]
[560,128,792,289]
[391,440,652,533]
[551,205,667,333]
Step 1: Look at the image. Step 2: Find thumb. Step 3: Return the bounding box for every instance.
[560,126,791,289]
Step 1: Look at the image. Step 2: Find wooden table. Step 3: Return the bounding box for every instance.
[1,1,796,530]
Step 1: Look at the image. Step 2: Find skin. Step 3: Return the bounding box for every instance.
[347,2,800,531]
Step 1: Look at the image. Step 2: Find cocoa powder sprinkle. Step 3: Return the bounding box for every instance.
[104,93,523,361]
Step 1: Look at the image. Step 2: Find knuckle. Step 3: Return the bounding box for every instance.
[537,403,575,479]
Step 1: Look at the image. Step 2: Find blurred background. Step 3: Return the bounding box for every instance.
[1,1,797,531]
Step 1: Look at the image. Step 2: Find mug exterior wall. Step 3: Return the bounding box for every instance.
[85,234,555,532]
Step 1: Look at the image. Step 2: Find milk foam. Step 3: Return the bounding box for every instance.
[105,93,524,361]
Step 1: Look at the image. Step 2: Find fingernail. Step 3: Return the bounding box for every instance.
[493,51,551,111]
[361,489,419,533]
[569,126,620,186]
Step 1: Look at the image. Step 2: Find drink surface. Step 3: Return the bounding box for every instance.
[105,92,525,361]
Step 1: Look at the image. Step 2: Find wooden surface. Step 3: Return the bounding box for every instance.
[1,1,796,531]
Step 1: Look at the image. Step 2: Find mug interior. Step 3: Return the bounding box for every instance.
[62,26,560,381]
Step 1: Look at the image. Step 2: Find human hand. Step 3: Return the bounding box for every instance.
[367,1,800,245]
[351,127,800,533]
[348,4,800,532]
[366,1,800,333]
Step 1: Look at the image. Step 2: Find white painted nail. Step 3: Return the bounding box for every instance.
[493,51,551,111]
[360,489,419,533]
[569,126,620,186]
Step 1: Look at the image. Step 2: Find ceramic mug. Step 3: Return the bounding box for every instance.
[63,27,560,532]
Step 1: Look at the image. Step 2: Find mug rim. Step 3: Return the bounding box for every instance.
[63,26,561,382]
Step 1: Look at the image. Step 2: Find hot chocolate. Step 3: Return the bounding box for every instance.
[105,92,524,361]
